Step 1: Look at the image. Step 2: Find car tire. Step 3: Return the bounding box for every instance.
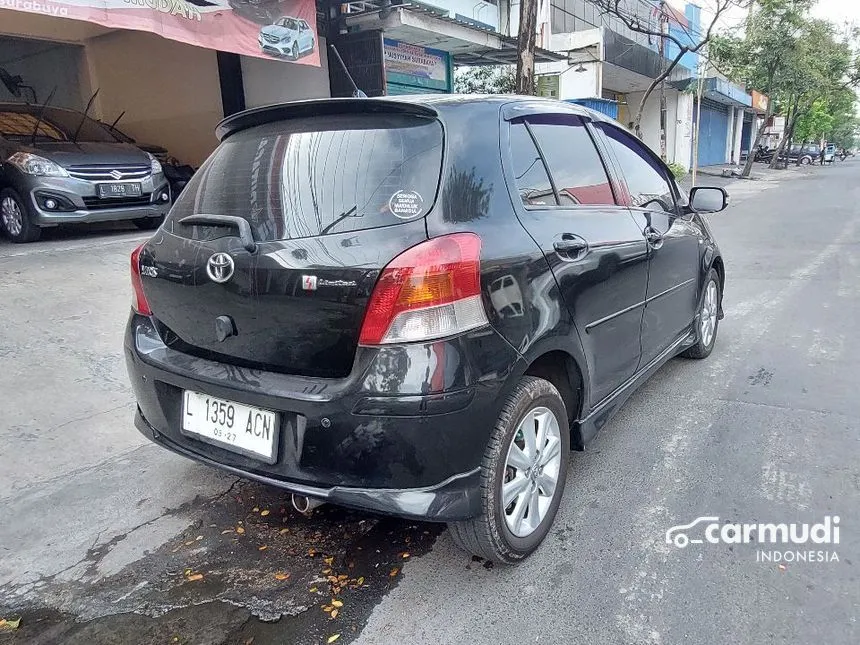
[0,188,41,243]
[133,216,165,231]
[800,156,811,165]
[449,376,570,564]
[681,268,721,359]
[292,42,299,59]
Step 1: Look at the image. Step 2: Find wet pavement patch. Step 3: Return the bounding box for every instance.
[0,480,443,645]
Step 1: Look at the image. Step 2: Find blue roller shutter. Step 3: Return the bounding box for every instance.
[695,99,730,167]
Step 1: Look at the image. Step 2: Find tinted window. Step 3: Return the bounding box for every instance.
[509,121,555,207]
[597,123,675,211]
[527,115,615,205]
[166,114,443,241]
[0,108,119,143]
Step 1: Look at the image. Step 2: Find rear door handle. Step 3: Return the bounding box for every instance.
[553,233,589,260]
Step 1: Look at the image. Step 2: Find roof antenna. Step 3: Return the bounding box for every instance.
[72,88,100,144]
[30,85,57,147]
[329,44,367,98]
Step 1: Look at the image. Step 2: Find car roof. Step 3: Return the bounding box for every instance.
[217,94,620,140]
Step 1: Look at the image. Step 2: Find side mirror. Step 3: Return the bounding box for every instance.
[689,186,729,214]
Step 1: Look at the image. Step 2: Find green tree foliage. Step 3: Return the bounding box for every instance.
[711,0,859,172]
[454,66,516,94]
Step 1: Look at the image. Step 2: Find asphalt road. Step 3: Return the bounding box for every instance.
[1,161,858,644]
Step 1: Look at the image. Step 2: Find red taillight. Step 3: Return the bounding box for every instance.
[359,233,487,345]
[130,243,152,315]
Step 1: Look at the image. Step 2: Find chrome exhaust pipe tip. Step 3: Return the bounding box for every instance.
[291,493,324,515]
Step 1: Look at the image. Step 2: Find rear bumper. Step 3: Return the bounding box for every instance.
[136,409,481,521]
[125,313,520,521]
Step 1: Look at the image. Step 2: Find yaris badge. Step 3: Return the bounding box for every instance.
[206,253,235,283]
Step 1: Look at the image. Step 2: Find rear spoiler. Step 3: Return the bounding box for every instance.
[216,98,440,141]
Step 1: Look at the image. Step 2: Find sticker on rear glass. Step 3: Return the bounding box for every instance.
[388,190,424,220]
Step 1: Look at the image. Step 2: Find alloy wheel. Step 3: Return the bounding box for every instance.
[502,406,563,538]
[1,196,23,237]
[700,280,718,347]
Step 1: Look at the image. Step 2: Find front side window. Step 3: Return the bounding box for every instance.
[526,115,615,206]
[596,123,675,212]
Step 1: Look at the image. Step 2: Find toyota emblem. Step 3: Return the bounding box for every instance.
[206,253,235,283]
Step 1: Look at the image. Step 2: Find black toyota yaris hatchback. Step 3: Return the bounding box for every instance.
[125,95,728,563]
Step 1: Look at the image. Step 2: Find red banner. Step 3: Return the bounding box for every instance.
[2,0,320,66]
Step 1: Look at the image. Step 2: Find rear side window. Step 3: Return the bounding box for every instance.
[526,115,615,206]
[509,122,555,206]
[166,114,443,241]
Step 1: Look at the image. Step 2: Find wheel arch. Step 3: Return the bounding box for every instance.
[520,349,587,450]
[710,255,725,317]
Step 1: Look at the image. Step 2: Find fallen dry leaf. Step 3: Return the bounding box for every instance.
[259,545,268,551]
[330,609,339,619]
[253,507,260,512]
[357,576,365,585]
[274,572,290,581]
[327,635,340,644]
[184,541,195,546]
[323,556,334,566]
[331,599,343,608]
[309,586,319,593]
[0,617,22,631]
[236,526,245,535]
[186,573,204,582]
[260,510,271,517]
[308,548,317,557]
[322,568,332,575]
[322,605,333,612]
[196,535,203,541]
[401,552,410,559]
[279,528,289,534]
[389,567,400,577]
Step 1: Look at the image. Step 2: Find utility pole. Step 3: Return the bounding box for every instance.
[516,0,538,94]
[658,0,668,160]
[691,55,705,185]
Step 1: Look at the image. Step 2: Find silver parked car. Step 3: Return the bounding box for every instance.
[0,102,171,243]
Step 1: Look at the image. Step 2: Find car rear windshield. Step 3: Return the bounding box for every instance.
[165,113,444,241]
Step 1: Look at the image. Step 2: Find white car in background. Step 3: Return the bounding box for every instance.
[258,17,315,60]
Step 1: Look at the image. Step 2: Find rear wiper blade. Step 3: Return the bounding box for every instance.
[179,214,257,253]
[319,205,358,236]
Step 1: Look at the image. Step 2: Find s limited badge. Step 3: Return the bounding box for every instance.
[302,275,318,291]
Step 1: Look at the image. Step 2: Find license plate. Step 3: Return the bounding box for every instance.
[97,182,142,198]
[181,391,279,463]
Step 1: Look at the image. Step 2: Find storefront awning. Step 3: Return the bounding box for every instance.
[341,5,565,66]
[670,76,752,108]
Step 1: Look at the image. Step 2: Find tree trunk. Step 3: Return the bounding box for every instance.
[632,48,687,139]
[769,97,796,170]
[515,0,538,95]
[741,101,773,178]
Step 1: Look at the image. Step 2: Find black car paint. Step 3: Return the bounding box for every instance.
[126,96,724,521]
